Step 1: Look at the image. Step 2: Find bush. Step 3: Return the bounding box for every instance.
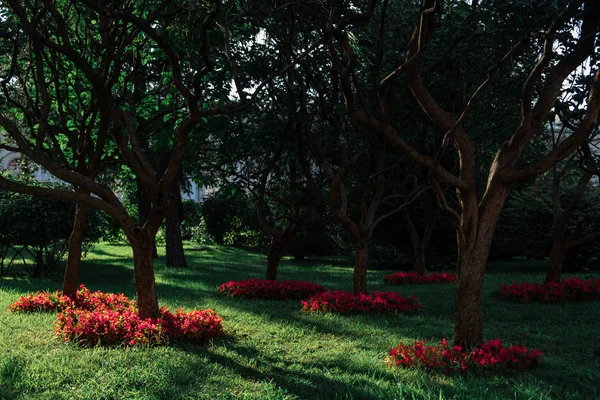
[301,291,422,315]
[383,271,456,285]
[201,185,267,248]
[498,277,600,302]
[217,279,326,300]
[387,338,544,375]
[0,186,113,276]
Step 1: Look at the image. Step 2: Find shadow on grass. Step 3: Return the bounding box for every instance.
[161,338,463,400]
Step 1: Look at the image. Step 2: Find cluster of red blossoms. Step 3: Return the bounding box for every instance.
[383,271,456,285]
[10,285,223,347]
[8,285,131,313]
[499,277,600,302]
[217,279,326,300]
[387,338,544,375]
[301,290,422,315]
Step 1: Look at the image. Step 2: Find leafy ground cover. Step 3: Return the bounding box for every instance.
[1,244,599,399]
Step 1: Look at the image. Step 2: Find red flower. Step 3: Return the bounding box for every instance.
[387,339,544,374]
[302,290,422,315]
[217,279,326,300]
[498,277,600,303]
[9,285,224,347]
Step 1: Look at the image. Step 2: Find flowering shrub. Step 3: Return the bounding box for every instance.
[383,271,456,285]
[301,290,422,315]
[217,279,326,300]
[387,338,544,375]
[10,285,224,347]
[498,277,600,302]
[55,306,165,347]
[8,290,73,313]
[55,306,223,347]
[8,285,133,313]
[160,307,223,343]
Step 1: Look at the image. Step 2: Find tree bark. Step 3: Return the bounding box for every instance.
[62,201,89,297]
[353,242,369,295]
[166,180,187,267]
[266,238,285,280]
[131,233,160,319]
[137,181,158,258]
[453,184,508,348]
[546,246,566,283]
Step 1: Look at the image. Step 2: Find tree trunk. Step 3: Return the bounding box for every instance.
[546,245,566,283]
[266,238,284,280]
[137,181,158,258]
[400,209,424,274]
[413,246,426,275]
[453,247,486,348]
[545,171,593,283]
[453,184,508,348]
[166,181,187,267]
[353,242,369,295]
[131,233,160,319]
[62,201,89,298]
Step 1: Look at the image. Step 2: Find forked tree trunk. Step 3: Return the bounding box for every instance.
[353,242,369,295]
[62,201,89,297]
[266,238,285,280]
[401,208,436,275]
[131,233,160,319]
[166,181,187,267]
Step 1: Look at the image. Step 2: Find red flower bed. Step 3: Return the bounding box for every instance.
[498,277,600,302]
[383,271,456,285]
[301,290,422,315]
[217,279,326,300]
[9,285,133,313]
[387,338,544,375]
[10,285,223,347]
[55,306,223,347]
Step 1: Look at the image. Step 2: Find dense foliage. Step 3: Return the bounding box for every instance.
[0,187,113,275]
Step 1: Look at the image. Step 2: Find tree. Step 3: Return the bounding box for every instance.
[304,0,600,346]
[0,1,314,318]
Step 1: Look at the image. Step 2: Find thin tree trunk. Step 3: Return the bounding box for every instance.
[266,238,284,280]
[400,209,424,274]
[62,201,89,297]
[131,233,159,319]
[545,171,593,282]
[166,181,187,267]
[353,242,369,295]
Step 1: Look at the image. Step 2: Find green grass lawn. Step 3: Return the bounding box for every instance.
[1,243,599,400]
